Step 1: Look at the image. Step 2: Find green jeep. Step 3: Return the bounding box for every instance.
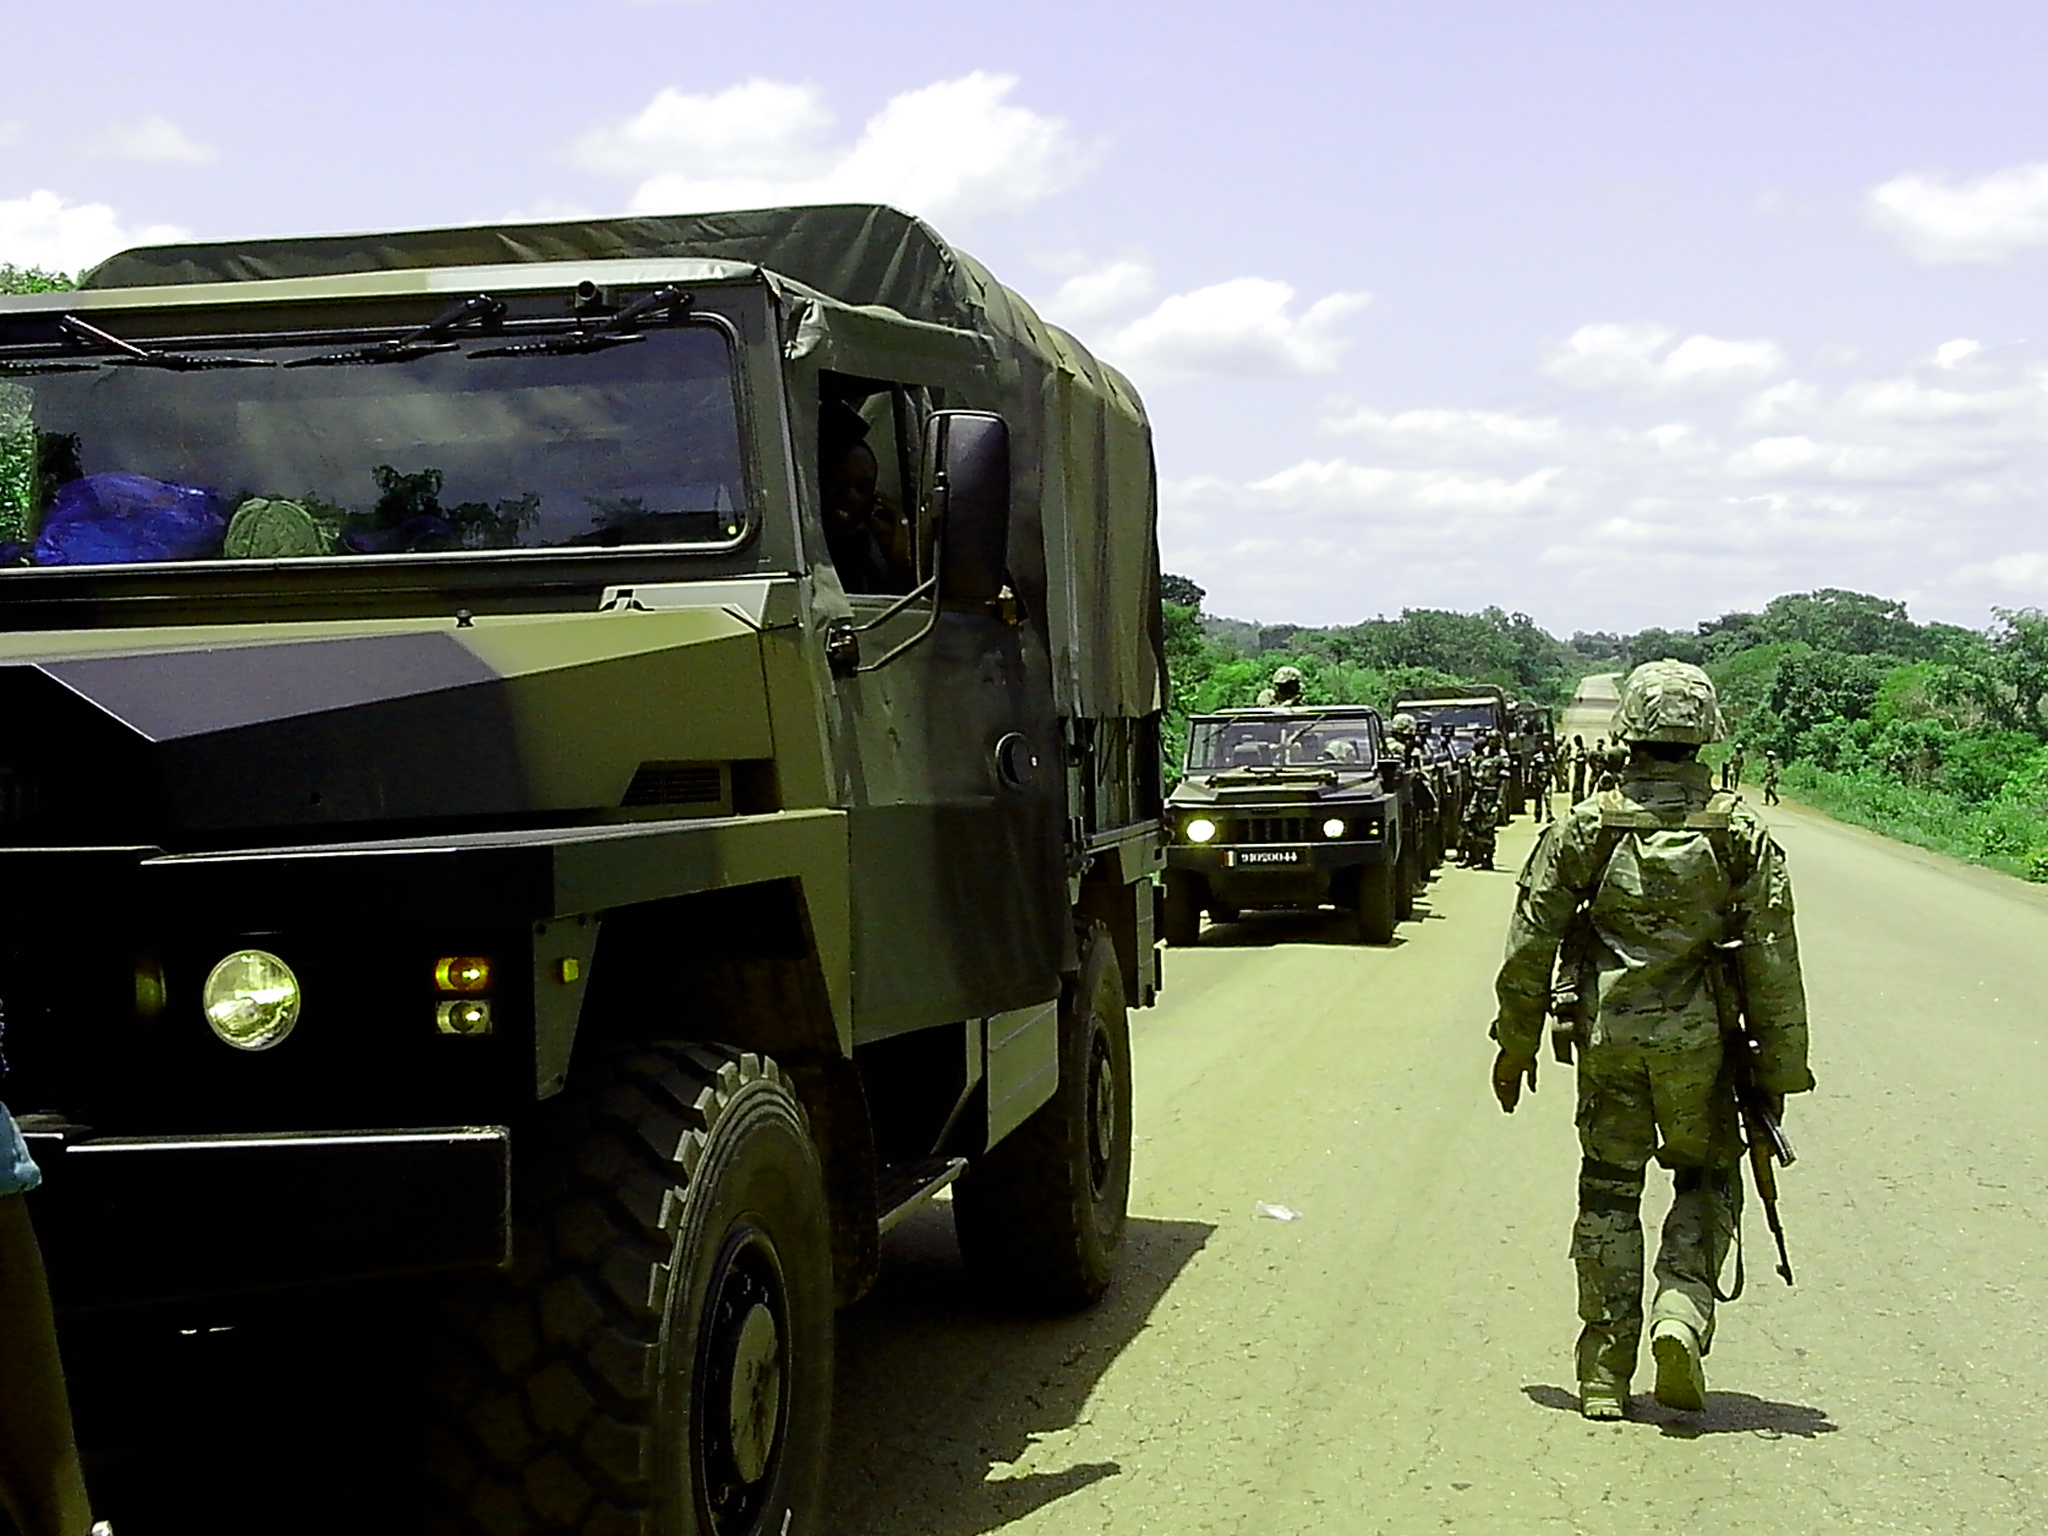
[0,204,1166,1536]
[1162,705,1412,945]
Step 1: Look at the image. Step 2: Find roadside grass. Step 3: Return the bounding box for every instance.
[1778,762,2048,883]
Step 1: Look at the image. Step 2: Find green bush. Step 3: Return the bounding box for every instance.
[0,265,74,295]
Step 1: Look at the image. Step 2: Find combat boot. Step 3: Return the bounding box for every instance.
[1578,1379,1627,1420]
[1651,1318,1706,1411]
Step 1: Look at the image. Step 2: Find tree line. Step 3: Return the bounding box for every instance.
[1165,575,2048,881]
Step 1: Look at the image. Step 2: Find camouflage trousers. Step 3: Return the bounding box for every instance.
[1572,1036,1743,1389]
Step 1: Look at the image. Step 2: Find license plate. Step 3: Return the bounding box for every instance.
[1230,848,1302,865]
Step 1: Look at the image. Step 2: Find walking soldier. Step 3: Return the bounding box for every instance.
[1487,661,1814,1420]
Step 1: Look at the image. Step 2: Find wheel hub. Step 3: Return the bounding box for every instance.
[726,1302,782,1485]
[1087,1025,1116,1196]
[695,1228,789,1532]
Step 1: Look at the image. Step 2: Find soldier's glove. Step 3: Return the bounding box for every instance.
[1492,1048,1538,1114]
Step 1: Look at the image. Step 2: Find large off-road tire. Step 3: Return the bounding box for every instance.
[1394,848,1417,923]
[430,1044,835,1536]
[1161,871,1204,947]
[1352,860,1398,945]
[954,924,1132,1311]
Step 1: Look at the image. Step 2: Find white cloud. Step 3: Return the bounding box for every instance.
[1544,321,1785,392]
[0,191,189,276]
[571,80,831,181]
[1319,404,1565,456]
[1869,162,2048,264]
[1163,340,2048,630]
[1935,338,1981,369]
[575,73,1092,223]
[1098,278,1369,380]
[1250,460,1566,514]
[1036,259,1156,329]
[81,115,218,166]
[1957,551,2048,593]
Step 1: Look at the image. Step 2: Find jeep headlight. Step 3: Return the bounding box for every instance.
[1184,817,1218,844]
[1321,817,1348,839]
[202,949,301,1051]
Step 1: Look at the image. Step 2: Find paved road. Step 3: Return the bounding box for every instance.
[828,679,2048,1535]
[58,674,2048,1534]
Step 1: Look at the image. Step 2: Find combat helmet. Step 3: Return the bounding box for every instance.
[1271,665,1303,686]
[1611,659,1725,744]
[1390,711,1417,736]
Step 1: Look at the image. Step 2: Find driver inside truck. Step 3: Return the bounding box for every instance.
[819,402,914,596]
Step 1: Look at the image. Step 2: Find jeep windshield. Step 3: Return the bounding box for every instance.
[0,321,745,572]
[1186,713,1380,772]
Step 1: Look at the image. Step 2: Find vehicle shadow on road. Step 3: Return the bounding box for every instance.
[828,1205,1215,1535]
[1197,913,1409,948]
[1522,1383,1838,1438]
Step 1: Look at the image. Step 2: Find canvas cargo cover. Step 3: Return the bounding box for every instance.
[84,204,1164,721]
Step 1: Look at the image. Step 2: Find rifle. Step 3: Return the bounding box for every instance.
[1711,919,1797,1286]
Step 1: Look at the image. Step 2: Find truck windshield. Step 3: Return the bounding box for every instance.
[0,324,745,571]
[1401,704,1498,731]
[1186,715,1379,771]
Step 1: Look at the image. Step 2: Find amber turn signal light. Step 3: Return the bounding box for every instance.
[434,956,493,994]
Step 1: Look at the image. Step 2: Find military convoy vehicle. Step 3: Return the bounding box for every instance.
[1163,705,1412,945]
[0,204,1166,1536]
[1394,685,1555,817]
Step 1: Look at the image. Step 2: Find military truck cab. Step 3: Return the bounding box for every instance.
[0,205,1165,1536]
[1163,705,1411,945]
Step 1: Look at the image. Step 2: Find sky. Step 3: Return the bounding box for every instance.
[5,0,2048,636]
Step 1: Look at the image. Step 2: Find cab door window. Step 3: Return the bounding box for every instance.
[818,377,925,595]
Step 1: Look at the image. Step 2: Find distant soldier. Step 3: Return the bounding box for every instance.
[1256,665,1304,707]
[1530,739,1555,823]
[1762,751,1782,807]
[1489,661,1813,1421]
[1569,734,1589,800]
[1461,731,1511,868]
[1592,736,1626,792]
[1722,741,1747,792]
[1553,743,1572,795]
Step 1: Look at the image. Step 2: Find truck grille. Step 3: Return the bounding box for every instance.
[621,763,726,808]
[1236,816,1313,844]
[0,767,40,826]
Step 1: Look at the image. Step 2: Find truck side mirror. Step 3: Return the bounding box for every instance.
[923,410,1009,603]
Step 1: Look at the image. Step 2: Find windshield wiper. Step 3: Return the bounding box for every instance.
[283,294,508,367]
[56,315,273,371]
[471,287,693,359]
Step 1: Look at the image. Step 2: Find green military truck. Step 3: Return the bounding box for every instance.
[0,204,1166,1536]
[1162,705,1412,945]
[1394,687,1520,815]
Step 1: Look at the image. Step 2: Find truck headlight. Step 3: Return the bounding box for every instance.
[437,999,494,1037]
[202,949,301,1051]
[1185,818,1217,844]
[1321,818,1347,839]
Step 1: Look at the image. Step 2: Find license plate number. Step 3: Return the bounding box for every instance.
[1230,848,1302,865]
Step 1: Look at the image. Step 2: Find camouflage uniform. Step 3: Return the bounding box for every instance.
[1491,663,1813,1414]
[1461,739,1509,867]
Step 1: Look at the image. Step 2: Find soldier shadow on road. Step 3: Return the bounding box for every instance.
[827,1204,1215,1535]
[1522,1383,1838,1439]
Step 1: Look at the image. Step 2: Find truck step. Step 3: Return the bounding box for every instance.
[877,1156,968,1234]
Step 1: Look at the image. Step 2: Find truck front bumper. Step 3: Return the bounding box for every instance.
[1167,842,1390,905]
[21,1123,510,1311]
